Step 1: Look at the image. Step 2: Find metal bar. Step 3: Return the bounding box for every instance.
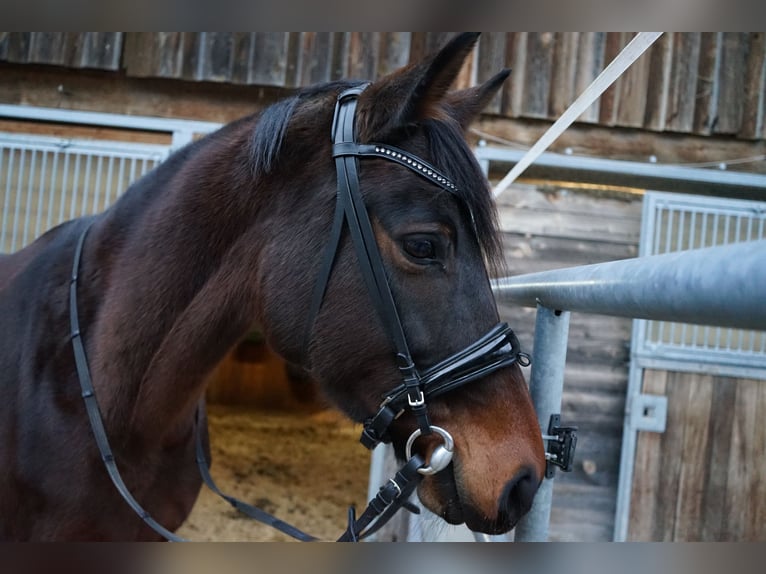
[513,305,571,542]
[492,241,766,331]
[10,148,25,252]
[613,359,646,541]
[21,148,37,247]
[0,103,221,135]
[34,150,48,238]
[476,145,766,197]
[1,147,14,251]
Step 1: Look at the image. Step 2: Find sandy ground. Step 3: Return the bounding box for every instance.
[176,405,372,542]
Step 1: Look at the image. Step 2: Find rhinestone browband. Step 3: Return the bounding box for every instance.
[332,142,459,194]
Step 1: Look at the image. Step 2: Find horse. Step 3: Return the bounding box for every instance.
[0,32,545,541]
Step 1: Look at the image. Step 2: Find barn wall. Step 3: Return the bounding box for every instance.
[495,183,642,541]
[1,32,764,140]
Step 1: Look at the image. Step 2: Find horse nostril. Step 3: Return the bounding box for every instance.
[500,466,541,521]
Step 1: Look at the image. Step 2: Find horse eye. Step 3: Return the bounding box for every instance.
[403,238,436,260]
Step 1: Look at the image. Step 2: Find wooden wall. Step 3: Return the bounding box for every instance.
[495,183,642,541]
[1,32,764,140]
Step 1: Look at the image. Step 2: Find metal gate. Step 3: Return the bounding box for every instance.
[0,104,219,253]
[614,191,766,541]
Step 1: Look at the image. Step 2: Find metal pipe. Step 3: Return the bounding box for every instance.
[513,305,571,542]
[492,241,766,331]
[476,145,766,197]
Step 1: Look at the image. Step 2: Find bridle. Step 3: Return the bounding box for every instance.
[69,84,529,542]
[308,85,529,453]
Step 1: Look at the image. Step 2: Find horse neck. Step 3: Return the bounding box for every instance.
[85,118,277,443]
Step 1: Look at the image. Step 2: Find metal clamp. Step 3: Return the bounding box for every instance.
[543,414,577,478]
[405,425,454,476]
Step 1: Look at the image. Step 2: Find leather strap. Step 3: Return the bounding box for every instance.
[194,402,318,541]
[337,454,424,541]
[70,221,187,542]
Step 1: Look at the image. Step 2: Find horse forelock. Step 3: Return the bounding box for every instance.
[248,81,364,178]
[421,117,504,274]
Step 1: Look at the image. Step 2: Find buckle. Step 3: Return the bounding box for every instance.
[407,389,425,408]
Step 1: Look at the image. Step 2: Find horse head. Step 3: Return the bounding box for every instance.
[255,33,545,535]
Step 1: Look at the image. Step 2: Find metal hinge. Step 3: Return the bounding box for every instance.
[543,414,578,479]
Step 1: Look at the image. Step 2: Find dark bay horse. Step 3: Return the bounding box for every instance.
[0,33,545,540]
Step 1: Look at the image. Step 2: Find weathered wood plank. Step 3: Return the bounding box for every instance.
[0,118,171,145]
[300,32,336,86]
[574,32,606,123]
[521,33,555,119]
[124,32,183,78]
[693,32,721,136]
[377,32,411,77]
[740,32,766,140]
[715,33,748,136]
[347,32,379,81]
[496,185,642,245]
[549,482,618,541]
[723,378,762,540]
[755,381,766,537]
[196,32,234,83]
[628,369,668,540]
[248,33,290,87]
[476,33,508,115]
[665,33,701,133]
[673,374,714,540]
[549,32,579,118]
[70,33,122,70]
[700,376,737,540]
[598,33,631,127]
[615,33,652,129]
[0,32,123,70]
[501,32,527,118]
[643,32,674,132]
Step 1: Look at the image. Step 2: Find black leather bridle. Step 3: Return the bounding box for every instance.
[307,85,529,455]
[69,84,529,542]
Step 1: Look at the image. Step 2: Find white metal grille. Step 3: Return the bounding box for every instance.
[0,134,168,253]
[635,191,766,378]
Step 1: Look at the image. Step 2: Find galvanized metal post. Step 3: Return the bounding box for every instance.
[512,304,571,542]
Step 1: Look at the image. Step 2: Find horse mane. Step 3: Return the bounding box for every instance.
[247,80,503,271]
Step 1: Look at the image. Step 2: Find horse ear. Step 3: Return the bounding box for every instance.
[356,32,481,140]
[443,68,511,131]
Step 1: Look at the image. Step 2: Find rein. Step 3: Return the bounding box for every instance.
[69,84,530,542]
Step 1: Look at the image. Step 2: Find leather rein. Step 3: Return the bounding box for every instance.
[69,85,529,542]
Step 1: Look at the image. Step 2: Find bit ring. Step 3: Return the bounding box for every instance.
[405,425,455,476]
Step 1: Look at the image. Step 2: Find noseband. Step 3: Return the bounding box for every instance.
[306,85,530,468]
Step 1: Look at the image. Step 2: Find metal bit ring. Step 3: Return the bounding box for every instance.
[405,425,455,476]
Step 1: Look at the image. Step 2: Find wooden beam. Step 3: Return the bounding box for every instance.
[0,62,288,125]
[471,114,766,174]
